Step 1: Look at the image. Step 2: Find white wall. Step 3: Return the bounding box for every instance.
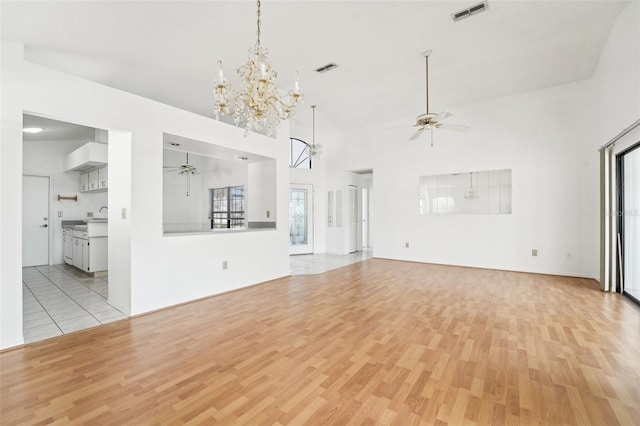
[107,131,132,314]
[1,42,25,348]
[247,160,277,224]
[591,1,640,291]
[592,1,640,147]
[318,3,639,278]
[330,79,600,277]
[23,139,108,264]
[1,41,290,349]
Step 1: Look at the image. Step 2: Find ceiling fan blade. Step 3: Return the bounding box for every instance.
[409,127,425,141]
[432,111,452,122]
[436,123,471,132]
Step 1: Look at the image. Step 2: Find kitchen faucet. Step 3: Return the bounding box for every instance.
[99,206,108,213]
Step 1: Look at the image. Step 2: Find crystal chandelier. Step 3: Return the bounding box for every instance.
[214,0,303,136]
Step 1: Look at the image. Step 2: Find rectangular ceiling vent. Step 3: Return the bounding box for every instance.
[451,1,488,22]
[315,63,339,73]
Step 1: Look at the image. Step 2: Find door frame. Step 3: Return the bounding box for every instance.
[615,141,640,305]
[289,183,314,255]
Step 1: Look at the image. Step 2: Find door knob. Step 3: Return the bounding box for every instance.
[39,224,48,228]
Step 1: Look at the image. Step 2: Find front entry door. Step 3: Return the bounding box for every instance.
[23,175,50,266]
[289,184,313,255]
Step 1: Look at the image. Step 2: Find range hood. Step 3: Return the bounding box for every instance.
[63,142,108,172]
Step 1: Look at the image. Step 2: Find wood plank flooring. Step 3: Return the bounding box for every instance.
[1,259,639,425]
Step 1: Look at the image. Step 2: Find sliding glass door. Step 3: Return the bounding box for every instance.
[618,143,640,303]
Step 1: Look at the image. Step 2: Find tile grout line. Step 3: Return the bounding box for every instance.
[51,264,125,317]
[32,266,105,327]
[22,279,64,335]
[52,264,112,301]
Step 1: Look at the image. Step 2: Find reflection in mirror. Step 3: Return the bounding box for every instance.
[162,133,276,234]
[419,169,512,215]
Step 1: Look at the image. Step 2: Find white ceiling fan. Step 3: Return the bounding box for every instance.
[163,152,199,196]
[410,51,470,146]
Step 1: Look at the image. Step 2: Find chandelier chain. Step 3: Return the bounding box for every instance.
[256,0,261,46]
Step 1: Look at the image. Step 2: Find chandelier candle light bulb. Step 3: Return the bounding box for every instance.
[214,0,303,136]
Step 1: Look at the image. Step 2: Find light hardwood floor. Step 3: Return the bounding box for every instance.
[1,259,639,425]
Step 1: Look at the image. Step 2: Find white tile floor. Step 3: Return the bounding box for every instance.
[22,264,126,344]
[22,250,371,344]
[289,248,372,275]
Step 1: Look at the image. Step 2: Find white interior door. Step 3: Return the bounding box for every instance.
[23,175,50,266]
[348,185,358,253]
[289,184,314,255]
[362,187,369,248]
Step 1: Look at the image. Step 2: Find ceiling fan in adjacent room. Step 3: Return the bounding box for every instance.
[409,51,470,146]
[164,152,199,196]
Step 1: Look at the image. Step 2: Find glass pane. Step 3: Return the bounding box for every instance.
[290,189,308,245]
[419,169,512,215]
[290,138,311,169]
[623,147,640,300]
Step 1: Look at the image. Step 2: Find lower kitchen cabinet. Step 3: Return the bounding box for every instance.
[72,229,107,273]
[63,228,73,265]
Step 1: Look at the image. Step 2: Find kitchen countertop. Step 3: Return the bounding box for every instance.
[62,219,108,236]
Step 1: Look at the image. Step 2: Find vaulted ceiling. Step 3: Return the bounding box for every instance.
[1,1,628,133]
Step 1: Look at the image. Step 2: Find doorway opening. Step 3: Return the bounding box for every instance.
[289,184,314,255]
[21,113,126,343]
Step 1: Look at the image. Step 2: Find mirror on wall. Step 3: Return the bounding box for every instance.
[162,133,277,234]
[419,169,512,215]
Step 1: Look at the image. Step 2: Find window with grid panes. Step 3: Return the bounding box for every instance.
[209,186,245,229]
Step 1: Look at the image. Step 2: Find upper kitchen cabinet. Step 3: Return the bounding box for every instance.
[64,142,108,193]
[98,166,108,189]
[81,166,108,193]
[63,142,107,173]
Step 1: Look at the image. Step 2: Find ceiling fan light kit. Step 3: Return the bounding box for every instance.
[214,0,303,136]
[410,51,470,146]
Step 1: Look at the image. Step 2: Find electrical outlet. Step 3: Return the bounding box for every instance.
[121,208,127,219]
[87,211,94,218]
[57,211,63,217]
[222,260,228,270]
[531,249,538,257]
[266,210,270,218]
[405,242,410,248]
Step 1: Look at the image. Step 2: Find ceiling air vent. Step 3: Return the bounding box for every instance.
[451,1,488,22]
[315,63,339,73]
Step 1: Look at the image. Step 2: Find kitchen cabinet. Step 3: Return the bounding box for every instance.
[80,173,89,192]
[88,170,99,191]
[63,228,73,265]
[72,231,86,270]
[79,166,107,193]
[98,166,108,189]
[72,228,107,273]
